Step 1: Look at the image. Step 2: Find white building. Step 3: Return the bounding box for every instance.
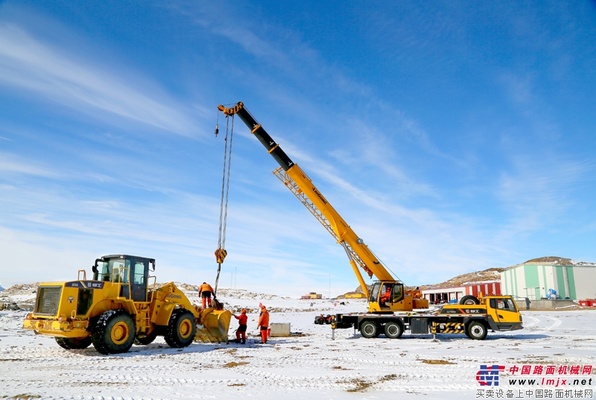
[421,281,502,304]
[500,257,596,301]
[422,286,464,304]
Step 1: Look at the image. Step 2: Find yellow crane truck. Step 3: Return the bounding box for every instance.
[23,254,231,354]
[217,101,523,340]
[334,295,523,340]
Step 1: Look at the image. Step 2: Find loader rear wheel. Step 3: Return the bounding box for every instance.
[360,320,379,339]
[55,336,93,350]
[466,321,488,340]
[92,310,136,354]
[165,309,196,348]
[383,321,404,339]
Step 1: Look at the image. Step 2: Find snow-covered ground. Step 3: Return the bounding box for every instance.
[1,286,595,400]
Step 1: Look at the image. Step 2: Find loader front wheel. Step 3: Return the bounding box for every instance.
[92,310,136,354]
[165,309,196,348]
[55,336,93,350]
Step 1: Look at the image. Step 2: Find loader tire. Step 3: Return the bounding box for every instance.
[165,309,196,348]
[55,336,93,350]
[459,295,480,305]
[466,321,488,340]
[92,310,136,354]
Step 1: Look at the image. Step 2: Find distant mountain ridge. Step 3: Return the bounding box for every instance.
[421,267,505,290]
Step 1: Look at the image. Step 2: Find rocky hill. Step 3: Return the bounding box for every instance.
[421,267,505,290]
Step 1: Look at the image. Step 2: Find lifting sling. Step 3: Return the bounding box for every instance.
[213,112,234,294]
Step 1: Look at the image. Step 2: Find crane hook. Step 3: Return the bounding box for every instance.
[214,248,228,264]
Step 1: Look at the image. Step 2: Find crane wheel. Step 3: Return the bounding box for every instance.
[165,309,196,348]
[466,321,488,340]
[55,336,93,350]
[360,320,379,339]
[92,310,136,354]
[383,321,404,339]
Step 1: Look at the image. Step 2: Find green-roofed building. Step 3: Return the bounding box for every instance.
[501,256,596,301]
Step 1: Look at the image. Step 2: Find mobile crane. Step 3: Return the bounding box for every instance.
[218,102,427,313]
[217,102,523,340]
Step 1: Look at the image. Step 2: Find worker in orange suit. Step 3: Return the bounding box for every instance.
[379,284,392,307]
[198,282,214,308]
[257,304,270,344]
[233,309,248,344]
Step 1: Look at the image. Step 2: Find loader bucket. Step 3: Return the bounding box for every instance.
[195,307,232,343]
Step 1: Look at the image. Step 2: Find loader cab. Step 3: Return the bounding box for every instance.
[92,255,155,302]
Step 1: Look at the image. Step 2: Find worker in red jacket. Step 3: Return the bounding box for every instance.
[233,309,248,344]
[257,304,270,344]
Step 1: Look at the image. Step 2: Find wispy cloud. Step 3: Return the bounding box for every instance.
[497,156,594,228]
[0,23,198,137]
[0,152,60,178]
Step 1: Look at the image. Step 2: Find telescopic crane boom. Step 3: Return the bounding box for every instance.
[218,102,428,312]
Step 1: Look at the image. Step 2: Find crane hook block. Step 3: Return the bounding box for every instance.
[214,248,228,264]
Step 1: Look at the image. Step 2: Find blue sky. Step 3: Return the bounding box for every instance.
[1,1,595,297]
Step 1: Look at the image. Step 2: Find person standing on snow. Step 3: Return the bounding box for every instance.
[198,282,214,308]
[257,304,270,344]
[233,309,248,344]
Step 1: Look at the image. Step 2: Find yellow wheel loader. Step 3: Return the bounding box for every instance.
[22,254,232,354]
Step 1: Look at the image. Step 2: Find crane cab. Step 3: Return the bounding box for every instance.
[368,281,408,313]
[368,281,429,312]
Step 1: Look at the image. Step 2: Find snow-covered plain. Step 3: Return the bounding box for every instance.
[1,286,595,400]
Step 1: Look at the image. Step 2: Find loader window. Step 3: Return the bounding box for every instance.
[134,262,145,285]
[111,260,130,283]
[98,261,110,281]
[131,260,148,302]
[98,259,132,283]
